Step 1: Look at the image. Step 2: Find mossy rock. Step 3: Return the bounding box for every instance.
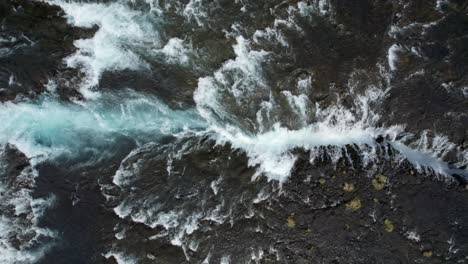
[343,182,355,192]
[372,174,388,190]
[384,219,394,232]
[345,197,361,211]
[287,214,296,228]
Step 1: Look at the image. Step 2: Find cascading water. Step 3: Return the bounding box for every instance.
[1,0,467,263]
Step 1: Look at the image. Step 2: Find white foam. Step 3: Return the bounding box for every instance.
[436,0,449,11]
[47,0,161,98]
[158,38,190,65]
[194,36,269,123]
[104,251,137,264]
[405,231,421,242]
[220,255,231,264]
[48,0,197,98]
[0,90,205,160]
[297,1,316,17]
[391,141,454,175]
[44,79,57,93]
[114,196,209,252]
[211,123,387,182]
[297,76,312,93]
[394,130,468,175]
[195,43,394,180]
[209,93,466,181]
[256,100,274,133]
[183,0,208,27]
[0,36,28,58]
[462,87,468,98]
[317,0,331,15]
[282,91,310,124]
[192,18,467,182]
[111,143,235,254]
[0,158,57,264]
[202,252,211,264]
[251,248,265,262]
[253,27,289,47]
[210,177,222,195]
[8,75,15,86]
[388,44,403,71]
[195,35,466,181]
[270,0,326,33]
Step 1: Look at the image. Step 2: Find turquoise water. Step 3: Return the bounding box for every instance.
[0,90,206,160]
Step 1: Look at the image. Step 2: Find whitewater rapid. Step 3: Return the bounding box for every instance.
[0,90,204,160]
[0,86,463,184]
[1,0,467,263]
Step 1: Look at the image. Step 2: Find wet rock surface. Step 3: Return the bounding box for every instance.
[27,138,468,263]
[0,0,467,263]
[0,0,95,101]
[381,0,468,150]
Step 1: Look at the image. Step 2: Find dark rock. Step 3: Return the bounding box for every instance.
[0,0,96,102]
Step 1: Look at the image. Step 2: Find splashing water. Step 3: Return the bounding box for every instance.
[4,0,464,263]
[47,0,193,99]
[30,0,465,184]
[0,90,205,160]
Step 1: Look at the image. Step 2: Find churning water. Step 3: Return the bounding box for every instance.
[1,0,467,263]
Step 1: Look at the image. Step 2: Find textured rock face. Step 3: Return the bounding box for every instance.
[0,144,29,179]
[0,0,95,101]
[381,0,468,150]
[32,138,468,264]
[0,0,467,263]
[102,140,468,263]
